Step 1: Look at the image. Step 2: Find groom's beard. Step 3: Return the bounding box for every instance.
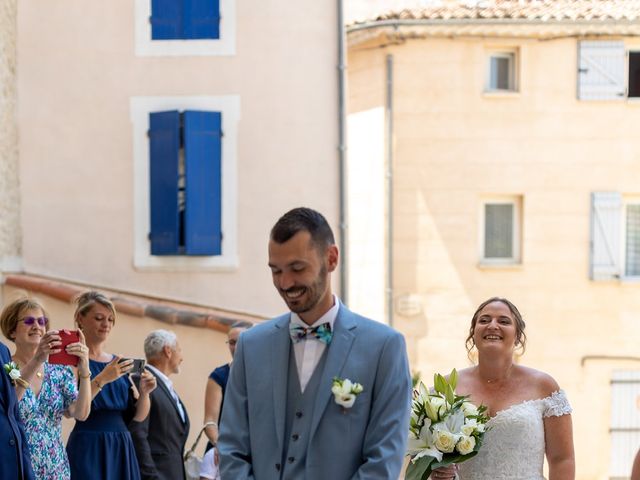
[280,265,328,315]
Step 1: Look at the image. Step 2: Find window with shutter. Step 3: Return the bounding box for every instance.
[590,192,622,280]
[480,196,522,264]
[151,0,220,40]
[625,203,640,276]
[148,110,222,256]
[131,95,239,270]
[578,41,626,101]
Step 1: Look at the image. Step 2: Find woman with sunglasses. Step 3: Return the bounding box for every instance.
[0,297,92,480]
[66,291,156,480]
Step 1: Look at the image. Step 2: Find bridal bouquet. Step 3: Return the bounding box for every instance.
[406,369,490,480]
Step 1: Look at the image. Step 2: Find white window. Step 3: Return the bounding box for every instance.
[479,196,522,264]
[130,95,240,271]
[486,51,517,92]
[590,192,640,280]
[609,371,640,478]
[625,201,640,276]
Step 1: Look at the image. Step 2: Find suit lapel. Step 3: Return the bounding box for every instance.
[271,315,291,455]
[309,305,357,439]
[149,368,186,426]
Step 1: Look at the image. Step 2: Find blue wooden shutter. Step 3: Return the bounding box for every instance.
[590,192,622,280]
[183,110,222,255]
[149,111,181,255]
[151,0,183,40]
[184,0,220,39]
[578,41,626,100]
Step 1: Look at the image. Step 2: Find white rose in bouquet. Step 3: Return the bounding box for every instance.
[456,435,476,455]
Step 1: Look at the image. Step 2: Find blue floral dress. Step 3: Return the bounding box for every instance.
[18,363,78,480]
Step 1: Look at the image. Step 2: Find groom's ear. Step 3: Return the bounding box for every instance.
[326,244,339,272]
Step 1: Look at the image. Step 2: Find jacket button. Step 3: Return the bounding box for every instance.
[292,433,299,441]
[9,439,15,446]
[288,456,295,463]
[275,463,281,471]
[295,411,303,418]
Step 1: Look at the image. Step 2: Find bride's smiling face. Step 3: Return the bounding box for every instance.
[473,301,517,351]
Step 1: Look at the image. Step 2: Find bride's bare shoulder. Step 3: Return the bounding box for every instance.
[516,365,561,397]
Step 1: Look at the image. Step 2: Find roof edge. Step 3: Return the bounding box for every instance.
[2,273,264,332]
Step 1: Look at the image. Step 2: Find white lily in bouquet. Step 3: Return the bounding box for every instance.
[406,369,490,480]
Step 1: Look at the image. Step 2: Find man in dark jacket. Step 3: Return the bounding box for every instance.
[129,330,190,480]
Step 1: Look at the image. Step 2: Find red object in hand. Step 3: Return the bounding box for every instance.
[48,329,80,366]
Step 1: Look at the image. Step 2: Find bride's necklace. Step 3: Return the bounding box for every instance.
[480,365,513,384]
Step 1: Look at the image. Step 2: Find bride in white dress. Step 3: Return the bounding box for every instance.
[430,297,574,480]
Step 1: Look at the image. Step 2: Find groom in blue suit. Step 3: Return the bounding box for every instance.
[219,207,411,480]
[0,340,34,480]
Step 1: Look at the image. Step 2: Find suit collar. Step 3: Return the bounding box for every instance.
[146,367,188,425]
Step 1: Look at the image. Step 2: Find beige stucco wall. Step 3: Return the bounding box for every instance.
[1,283,230,449]
[349,34,640,479]
[0,0,21,271]
[15,1,339,318]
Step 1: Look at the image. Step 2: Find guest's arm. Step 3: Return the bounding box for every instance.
[218,337,255,479]
[351,331,412,480]
[545,413,575,480]
[203,378,223,445]
[65,330,91,420]
[128,381,161,480]
[132,371,156,422]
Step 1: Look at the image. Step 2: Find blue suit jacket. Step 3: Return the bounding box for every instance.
[219,304,412,480]
[0,341,34,480]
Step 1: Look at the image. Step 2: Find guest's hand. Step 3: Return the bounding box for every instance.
[431,464,458,480]
[66,329,90,373]
[100,356,133,384]
[138,370,157,396]
[35,330,62,363]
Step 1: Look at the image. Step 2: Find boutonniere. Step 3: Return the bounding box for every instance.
[332,377,364,410]
[3,361,29,388]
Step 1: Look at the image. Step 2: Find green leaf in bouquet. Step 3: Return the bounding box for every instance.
[405,455,434,480]
[433,373,447,395]
[449,368,458,390]
[445,384,455,405]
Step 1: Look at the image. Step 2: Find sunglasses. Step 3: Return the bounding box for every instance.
[19,316,48,326]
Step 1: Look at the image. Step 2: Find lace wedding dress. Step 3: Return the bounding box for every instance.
[457,390,572,480]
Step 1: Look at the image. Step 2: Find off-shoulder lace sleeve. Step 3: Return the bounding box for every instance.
[543,390,572,417]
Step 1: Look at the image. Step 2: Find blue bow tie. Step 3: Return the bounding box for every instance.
[289,322,333,345]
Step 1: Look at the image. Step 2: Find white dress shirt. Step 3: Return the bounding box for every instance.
[290,295,339,392]
[147,364,186,422]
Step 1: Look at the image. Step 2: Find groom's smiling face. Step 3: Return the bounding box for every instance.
[268,230,338,325]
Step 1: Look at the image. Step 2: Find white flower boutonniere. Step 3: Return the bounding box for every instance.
[332,377,364,410]
[3,361,29,388]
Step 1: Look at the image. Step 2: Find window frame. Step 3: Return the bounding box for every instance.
[134,0,235,56]
[130,95,240,271]
[478,196,522,265]
[485,50,518,93]
[622,196,640,278]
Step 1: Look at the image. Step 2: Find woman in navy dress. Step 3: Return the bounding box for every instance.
[200,321,251,476]
[66,291,156,480]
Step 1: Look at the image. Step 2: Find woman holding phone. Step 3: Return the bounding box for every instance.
[65,291,156,480]
[0,297,92,480]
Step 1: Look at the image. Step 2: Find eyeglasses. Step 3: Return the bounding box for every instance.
[19,316,48,326]
[225,340,237,346]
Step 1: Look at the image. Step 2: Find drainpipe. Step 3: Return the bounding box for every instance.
[337,0,348,304]
[386,54,394,327]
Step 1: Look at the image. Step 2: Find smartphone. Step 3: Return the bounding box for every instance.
[120,358,146,375]
[48,329,80,367]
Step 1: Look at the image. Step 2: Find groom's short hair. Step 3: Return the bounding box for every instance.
[270,207,335,251]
